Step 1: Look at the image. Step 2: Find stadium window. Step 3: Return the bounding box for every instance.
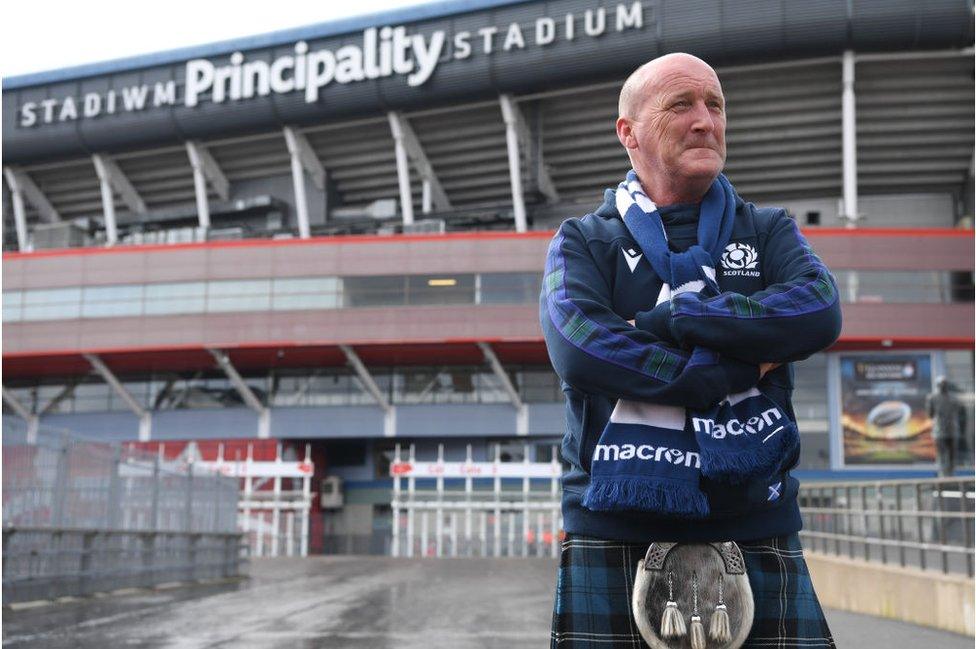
[805,211,821,226]
[478,272,541,304]
[81,284,144,318]
[206,279,272,312]
[518,369,561,402]
[2,291,23,322]
[271,277,341,310]
[406,274,475,305]
[343,276,407,307]
[144,282,206,315]
[21,287,82,321]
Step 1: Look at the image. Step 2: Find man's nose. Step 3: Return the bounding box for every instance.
[689,101,718,133]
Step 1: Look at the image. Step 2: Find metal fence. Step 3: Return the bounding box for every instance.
[798,477,975,577]
[2,421,244,604]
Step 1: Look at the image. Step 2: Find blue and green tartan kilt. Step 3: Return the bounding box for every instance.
[551,533,835,648]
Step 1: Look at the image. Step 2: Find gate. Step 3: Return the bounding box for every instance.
[148,440,316,558]
[389,443,562,558]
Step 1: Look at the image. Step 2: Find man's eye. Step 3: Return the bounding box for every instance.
[672,101,690,109]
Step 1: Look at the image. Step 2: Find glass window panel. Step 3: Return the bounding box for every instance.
[272,277,340,310]
[206,279,271,313]
[3,291,23,322]
[144,282,206,315]
[72,382,113,412]
[833,270,947,303]
[479,272,541,305]
[21,288,81,320]
[519,369,561,402]
[343,276,406,307]
[406,274,475,306]
[81,284,144,318]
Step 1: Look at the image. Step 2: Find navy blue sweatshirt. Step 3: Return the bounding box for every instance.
[540,190,842,542]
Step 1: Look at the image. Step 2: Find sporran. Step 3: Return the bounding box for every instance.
[632,542,754,649]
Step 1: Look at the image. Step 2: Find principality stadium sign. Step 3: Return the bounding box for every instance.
[17,1,646,128]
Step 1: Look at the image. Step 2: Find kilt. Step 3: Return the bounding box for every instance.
[551,533,835,648]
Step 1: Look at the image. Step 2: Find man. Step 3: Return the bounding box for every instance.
[541,53,842,648]
[927,376,967,477]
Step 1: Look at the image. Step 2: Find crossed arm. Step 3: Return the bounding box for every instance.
[540,214,842,408]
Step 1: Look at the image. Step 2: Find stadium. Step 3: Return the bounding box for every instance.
[2,0,974,558]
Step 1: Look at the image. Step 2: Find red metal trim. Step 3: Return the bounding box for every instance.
[1,337,548,359]
[4,227,970,261]
[804,228,973,238]
[5,335,971,363]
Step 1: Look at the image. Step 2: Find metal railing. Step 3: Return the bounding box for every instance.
[2,422,244,604]
[798,477,975,577]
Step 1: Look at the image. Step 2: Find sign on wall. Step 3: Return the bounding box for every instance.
[17,1,646,128]
[831,352,937,468]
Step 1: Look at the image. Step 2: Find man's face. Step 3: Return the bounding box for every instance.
[625,59,727,187]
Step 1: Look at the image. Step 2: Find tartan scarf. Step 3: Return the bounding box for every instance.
[582,171,798,517]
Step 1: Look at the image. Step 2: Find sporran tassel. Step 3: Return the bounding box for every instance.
[690,614,707,649]
[688,571,706,649]
[710,573,732,642]
[709,604,731,643]
[660,570,687,638]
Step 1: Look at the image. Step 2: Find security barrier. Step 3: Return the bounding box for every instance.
[798,477,975,577]
[389,443,562,558]
[2,422,243,604]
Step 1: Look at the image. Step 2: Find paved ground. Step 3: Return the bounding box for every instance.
[3,557,972,648]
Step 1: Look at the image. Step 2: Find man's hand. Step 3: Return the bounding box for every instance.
[759,363,780,379]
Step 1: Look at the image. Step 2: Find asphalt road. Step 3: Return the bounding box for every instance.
[3,557,971,648]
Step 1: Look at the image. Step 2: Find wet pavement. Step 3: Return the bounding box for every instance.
[3,557,972,648]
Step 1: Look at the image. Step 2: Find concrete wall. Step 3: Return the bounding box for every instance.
[806,552,975,636]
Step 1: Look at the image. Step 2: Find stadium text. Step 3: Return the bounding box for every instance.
[18,2,645,127]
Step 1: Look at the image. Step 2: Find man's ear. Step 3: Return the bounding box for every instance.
[616,116,637,150]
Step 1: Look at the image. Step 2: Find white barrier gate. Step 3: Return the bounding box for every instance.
[390,443,562,558]
[191,442,314,558]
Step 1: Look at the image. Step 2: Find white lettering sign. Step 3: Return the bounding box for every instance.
[18,2,646,127]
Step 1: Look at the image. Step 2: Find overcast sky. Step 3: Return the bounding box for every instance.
[2,0,429,78]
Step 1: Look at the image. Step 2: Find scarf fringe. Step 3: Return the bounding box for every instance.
[699,427,797,484]
[582,477,710,517]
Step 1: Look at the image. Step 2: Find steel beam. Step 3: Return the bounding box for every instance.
[92,154,147,216]
[38,379,81,416]
[499,96,528,233]
[208,348,270,438]
[283,126,326,239]
[91,156,119,245]
[339,344,395,436]
[4,166,60,223]
[283,127,326,190]
[841,50,858,228]
[477,342,523,409]
[388,113,415,225]
[339,345,390,411]
[84,353,151,441]
[3,167,32,251]
[499,95,558,206]
[388,111,451,217]
[2,386,39,443]
[186,141,230,232]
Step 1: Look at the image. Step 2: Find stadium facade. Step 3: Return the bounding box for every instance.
[3,0,974,554]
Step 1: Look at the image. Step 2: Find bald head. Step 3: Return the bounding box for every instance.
[615,52,727,204]
[618,53,720,119]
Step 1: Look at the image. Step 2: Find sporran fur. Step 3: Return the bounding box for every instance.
[632,542,754,649]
